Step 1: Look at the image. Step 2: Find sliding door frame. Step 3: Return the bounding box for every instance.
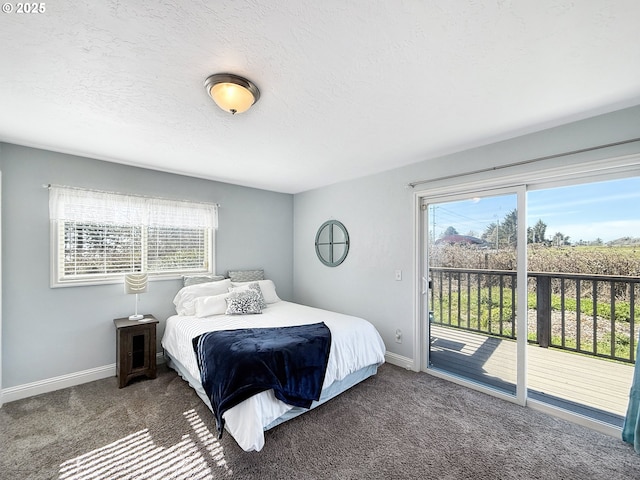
[412,153,640,435]
[415,185,527,405]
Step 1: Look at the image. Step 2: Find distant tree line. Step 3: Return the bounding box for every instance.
[441,209,640,248]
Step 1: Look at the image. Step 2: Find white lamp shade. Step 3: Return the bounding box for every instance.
[124,273,148,294]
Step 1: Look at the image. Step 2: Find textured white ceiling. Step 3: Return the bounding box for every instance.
[1,1,639,193]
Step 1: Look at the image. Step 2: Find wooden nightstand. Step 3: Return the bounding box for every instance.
[114,315,159,388]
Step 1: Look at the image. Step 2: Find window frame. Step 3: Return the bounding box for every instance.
[49,188,216,288]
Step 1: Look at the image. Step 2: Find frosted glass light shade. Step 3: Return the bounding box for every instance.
[210,83,254,114]
[205,74,260,114]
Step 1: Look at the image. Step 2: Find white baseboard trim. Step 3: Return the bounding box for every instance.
[2,364,116,404]
[385,351,417,371]
[1,352,166,405]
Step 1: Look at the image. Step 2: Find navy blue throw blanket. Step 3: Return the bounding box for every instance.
[192,322,332,438]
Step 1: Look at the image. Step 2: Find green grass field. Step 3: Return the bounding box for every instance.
[430,244,640,362]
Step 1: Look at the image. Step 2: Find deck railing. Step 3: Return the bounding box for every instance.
[429,267,640,363]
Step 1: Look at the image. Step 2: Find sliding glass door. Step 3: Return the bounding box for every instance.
[422,187,526,401]
[418,172,639,427]
[525,177,638,425]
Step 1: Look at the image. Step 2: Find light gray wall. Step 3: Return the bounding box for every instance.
[3,105,640,389]
[1,144,293,388]
[293,105,640,361]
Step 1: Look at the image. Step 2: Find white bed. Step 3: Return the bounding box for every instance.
[161,280,386,452]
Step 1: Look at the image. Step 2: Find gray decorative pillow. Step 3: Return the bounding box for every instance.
[183,274,226,287]
[225,290,263,315]
[228,282,267,309]
[228,269,264,283]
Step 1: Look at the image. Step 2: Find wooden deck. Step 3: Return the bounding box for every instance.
[429,324,635,425]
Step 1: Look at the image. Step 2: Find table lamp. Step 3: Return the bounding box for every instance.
[124,273,148,321]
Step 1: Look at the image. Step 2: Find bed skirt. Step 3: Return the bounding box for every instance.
[164,350,378,432]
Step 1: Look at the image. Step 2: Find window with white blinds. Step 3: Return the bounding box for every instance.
[49,186,217,286]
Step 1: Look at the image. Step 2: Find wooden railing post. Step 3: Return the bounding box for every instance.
[537,275,551,348]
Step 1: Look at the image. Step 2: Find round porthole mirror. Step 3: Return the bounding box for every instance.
[315,220,349,267]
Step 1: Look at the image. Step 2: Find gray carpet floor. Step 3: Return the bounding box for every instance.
[1,363,639,479]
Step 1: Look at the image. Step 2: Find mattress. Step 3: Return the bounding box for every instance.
[161,301,386,452]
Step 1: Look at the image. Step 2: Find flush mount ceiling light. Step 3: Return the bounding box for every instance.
[204,73,260,115]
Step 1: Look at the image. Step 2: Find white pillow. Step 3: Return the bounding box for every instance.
[173,279,232,315]
[230,279,280,304]
[194,293,230,318]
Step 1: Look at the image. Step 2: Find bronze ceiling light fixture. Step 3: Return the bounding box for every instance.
[204,73,260,114]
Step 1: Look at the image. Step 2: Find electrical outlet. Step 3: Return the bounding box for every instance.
[395,328,402,343]
[395,269,402,281]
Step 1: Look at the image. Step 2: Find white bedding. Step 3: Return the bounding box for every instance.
[161,301,386,452]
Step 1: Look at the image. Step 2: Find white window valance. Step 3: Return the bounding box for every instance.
[49,186,218,229]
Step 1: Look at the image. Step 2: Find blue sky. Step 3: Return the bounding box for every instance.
[430,177,640,243]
